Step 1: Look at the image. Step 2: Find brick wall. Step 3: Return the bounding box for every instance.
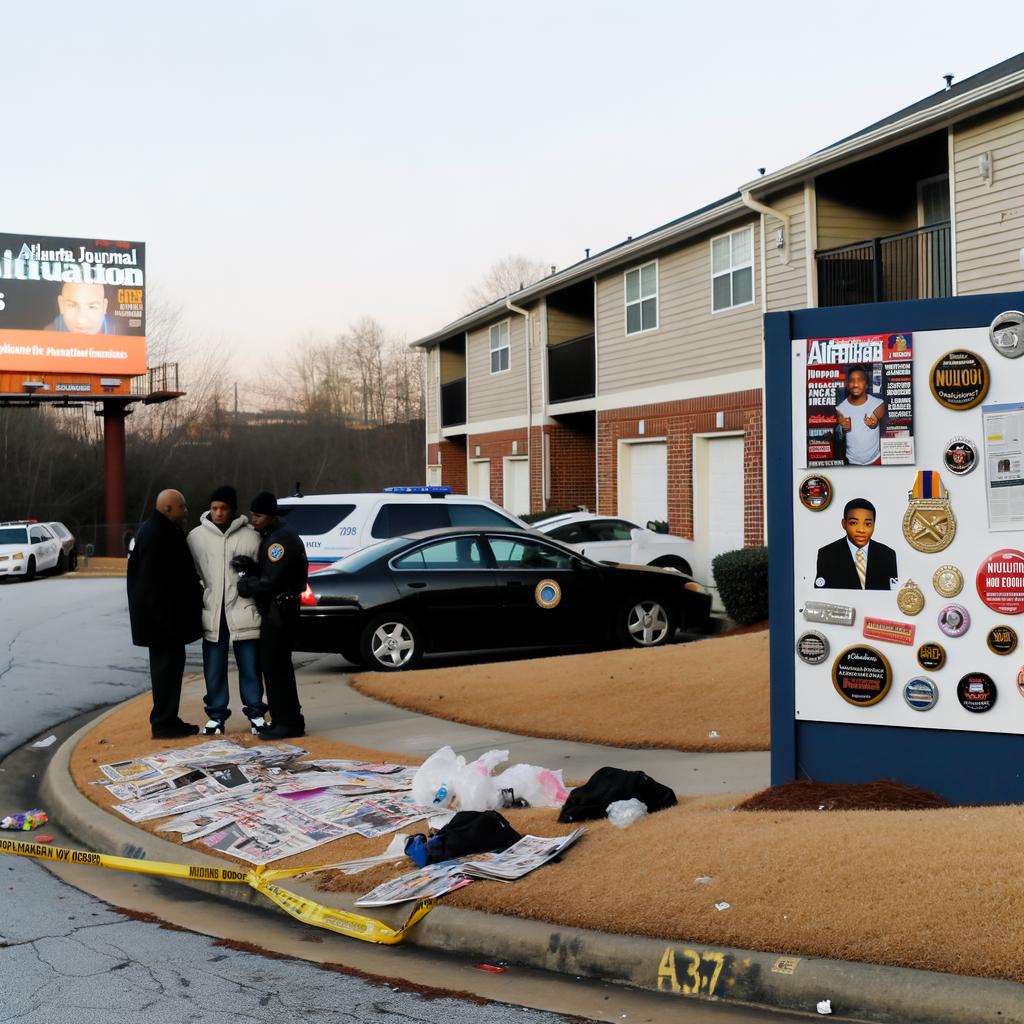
[597,388,763,546]
[436,437,468,495]
[467,428,529,507]
[545,422,596,512]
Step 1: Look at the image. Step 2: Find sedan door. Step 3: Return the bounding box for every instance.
[576,519,638,564]
[30,526,60,570]
[389,535,500,653]
[484,535,604,649]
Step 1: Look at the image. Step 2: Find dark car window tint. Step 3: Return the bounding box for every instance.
[49,523,70,539]
[371,503,451,538]
[447,504,521,528]
[393,537,486,570]
[0,527,28,545]
[333,537,408,573]
[38,525,54,539]
[489,538,575,571]
[279,504,356,535]
[29,527,43,542]
[547,523,585,544]
[589,520,636,542]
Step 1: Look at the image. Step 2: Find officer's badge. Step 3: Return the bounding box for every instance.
[268,543,285,562]
[903,471,955,553]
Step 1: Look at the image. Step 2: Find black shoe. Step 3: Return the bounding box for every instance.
[152,721,201,740]
[255,722,305,741]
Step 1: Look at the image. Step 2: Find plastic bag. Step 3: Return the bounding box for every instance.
[497,763,569,808]
[606,798,647,828]
[410,747,510,811]
[411,746,464,808]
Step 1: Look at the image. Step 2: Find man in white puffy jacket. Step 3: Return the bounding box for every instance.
[187,486,267,734]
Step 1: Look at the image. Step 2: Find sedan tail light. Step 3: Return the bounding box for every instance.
[300,584,317,606]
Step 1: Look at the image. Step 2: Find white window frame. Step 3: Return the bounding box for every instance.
[711,227,755,313]
[624,260,659,335]
[489,320,511,374]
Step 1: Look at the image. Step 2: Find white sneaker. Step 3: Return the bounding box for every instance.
[249,717,267,735]
[202,720,224,735]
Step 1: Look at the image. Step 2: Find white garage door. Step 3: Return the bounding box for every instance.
[469,459,490,499]
[707,435,745,581]
[503,458,530,516]
[630,441,668,527]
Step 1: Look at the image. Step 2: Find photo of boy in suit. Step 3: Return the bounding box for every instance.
[814,498,898,590]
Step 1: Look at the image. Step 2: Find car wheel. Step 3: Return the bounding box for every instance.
[617,597,674,648]
[22,556,36,582]
[68,548,78,572]
[648,554,693,577]
[360,614,423,671]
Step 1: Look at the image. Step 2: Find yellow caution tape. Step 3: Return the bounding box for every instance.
[0,835,434,944]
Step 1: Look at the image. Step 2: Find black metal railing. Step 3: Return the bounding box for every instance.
[548,333,595,404]
[440,377,466,427]
[130,362,180,396]
[816,222,951,307]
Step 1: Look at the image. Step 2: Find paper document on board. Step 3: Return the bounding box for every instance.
[983,402,1024,529]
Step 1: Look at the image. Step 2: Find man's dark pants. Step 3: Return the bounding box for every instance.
[260,619,304,732]
[148,644,187,731]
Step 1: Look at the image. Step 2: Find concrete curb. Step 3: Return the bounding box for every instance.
[43,714,1024,1023]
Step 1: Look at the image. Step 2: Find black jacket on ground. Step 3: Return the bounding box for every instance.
[814,537,898,591]
[126,510,204,647]
[238,521,308,621]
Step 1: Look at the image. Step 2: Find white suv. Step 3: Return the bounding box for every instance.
[0,521,62,581]
[533,511,698,579]
[278,487,528,572]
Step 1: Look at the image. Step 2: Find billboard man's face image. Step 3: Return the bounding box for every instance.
[842,508,875,548]
[846,369,868,399]
[58,282,107,333]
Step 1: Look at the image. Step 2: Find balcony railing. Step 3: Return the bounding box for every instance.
[548,333,596,404]
[816,221,951,307]
[440,377,466,427]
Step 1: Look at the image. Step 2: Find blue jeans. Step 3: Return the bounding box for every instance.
[202,606,266,723]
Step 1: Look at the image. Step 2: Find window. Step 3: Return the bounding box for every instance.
[918,174,950,226]
[448,504,522,529]
[392,537,486,570]
[584,519,638,542]
[279,504,356,536]
[335,537,409,573]
[547,523,586,544]
[625,262,658,334]
[489,321,510,373]
[0,527,28,545]
[488,537,575,571]
[370,503,449,539]
[712,227,754,312]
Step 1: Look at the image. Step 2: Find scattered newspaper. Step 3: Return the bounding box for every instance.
[354,861,474,906]
[461,830,587,881]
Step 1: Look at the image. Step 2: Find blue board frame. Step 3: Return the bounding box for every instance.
[767,292,1024,806]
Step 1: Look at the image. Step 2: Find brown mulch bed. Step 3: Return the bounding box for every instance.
[736,779,951,813]
[351,630,770,752]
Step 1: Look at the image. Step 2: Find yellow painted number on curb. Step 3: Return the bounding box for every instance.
[657,947,725,997]
[657,948,681,992]
[702,952,725,995]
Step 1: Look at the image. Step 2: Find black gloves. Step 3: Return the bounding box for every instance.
[237,574,258,598]
[231,554,259,576]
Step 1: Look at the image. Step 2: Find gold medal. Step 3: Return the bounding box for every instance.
[896,580,925,616]
[932,564,963,597]
[903,471,955,553]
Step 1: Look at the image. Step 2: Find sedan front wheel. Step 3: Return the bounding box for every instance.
[360,614,423,671]
[618,598,674,648]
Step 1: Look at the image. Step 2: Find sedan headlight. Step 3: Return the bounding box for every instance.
[12,552,24,560]
[684,581,707,594]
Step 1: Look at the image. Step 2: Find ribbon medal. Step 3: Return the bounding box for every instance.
[903,471,955,553]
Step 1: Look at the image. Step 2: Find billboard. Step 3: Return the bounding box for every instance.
[0,233,146,375]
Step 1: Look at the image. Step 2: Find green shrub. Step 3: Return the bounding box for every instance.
[711,546,769,626]
[520,508,575,525]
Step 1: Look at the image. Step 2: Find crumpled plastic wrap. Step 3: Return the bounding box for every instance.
[606,797,648,828]
[1,809,47,831]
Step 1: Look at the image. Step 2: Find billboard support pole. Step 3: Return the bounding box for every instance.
[102,400,127,558]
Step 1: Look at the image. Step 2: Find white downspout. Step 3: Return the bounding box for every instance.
[506,297,532,511]
[741,191,791,266]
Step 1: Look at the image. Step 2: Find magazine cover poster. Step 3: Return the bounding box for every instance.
[805,333,913,467]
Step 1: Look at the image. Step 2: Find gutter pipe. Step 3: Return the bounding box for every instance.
[506,297,532,511]
[741,192,791,266]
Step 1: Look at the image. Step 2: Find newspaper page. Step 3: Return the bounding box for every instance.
[983,402,1024,530]
[805,333,914,467]
[461,830,587,882]
[354,862,473,907]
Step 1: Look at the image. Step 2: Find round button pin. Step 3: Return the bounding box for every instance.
[917,642,946,671]
[987,625,1018,655]
[937,604,970,638]
[957,672,997,713]
[932,565,964,598]
[796,630,830,664]
[903,677,938,711]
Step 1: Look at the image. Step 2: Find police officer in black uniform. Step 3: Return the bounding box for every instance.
[234,491,308,739]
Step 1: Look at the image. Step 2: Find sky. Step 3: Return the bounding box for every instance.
[4,2,1024,360]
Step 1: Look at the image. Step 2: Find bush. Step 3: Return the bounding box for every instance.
[711,546,768,626]
[520,508,574,525]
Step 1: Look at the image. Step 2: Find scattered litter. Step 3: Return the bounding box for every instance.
[2,809,48,831]
[606,798,647,828]
[32,736,56,748]
[473,964,506,973]
[34,834,53,844]
[818,805,825,810]
[715,902,730,911]
[558,767,676,823]
[707,731,719,738]
[817,999,832,1015]
[99,739,109,744]
[694,876,711,884]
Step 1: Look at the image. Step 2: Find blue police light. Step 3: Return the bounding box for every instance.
[382,486,452,494]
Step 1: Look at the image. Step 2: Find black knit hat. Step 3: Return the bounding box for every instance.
[250,491,279,515]
[210,485,238,510]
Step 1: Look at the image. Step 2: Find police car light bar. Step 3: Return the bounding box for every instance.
[382,486,452,496]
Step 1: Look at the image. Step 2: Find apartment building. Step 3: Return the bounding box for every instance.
[414,51,1024,584]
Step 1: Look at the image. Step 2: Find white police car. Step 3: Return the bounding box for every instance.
[533,511,698,579]
[278,487,528,573]
[0,521,63,581]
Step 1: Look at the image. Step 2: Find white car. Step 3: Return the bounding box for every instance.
[278,487,528,573]
[46,521,78,572]
[0,521,63,581]
[534,512,698,579]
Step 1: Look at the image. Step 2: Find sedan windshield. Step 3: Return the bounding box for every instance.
[331,537,409,573]
[0,527,28,545]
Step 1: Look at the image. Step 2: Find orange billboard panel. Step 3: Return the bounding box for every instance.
[0,331,146,375]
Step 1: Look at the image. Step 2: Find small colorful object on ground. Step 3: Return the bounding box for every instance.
[33,834,53,844]
[473,964,507,973]
[1,809,48,831]
[862,616,915,646]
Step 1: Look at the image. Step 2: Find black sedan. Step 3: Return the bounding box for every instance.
[295,526,712,671]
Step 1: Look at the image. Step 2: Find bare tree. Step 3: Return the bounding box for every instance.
[463,255,549,313]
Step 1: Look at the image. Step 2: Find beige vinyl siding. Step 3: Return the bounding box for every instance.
[815,194,915,250]
[547,308,594,346]
[439,346,466,384]
[953,100,1024,295]
[426,346,438,436]
[765,187,810,313]
[595,219,762,394]
[467,314,527,423]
